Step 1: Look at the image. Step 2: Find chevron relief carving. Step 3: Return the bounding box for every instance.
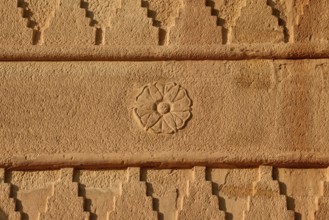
[42,0,94,45]
[265,0,310,43]
[108,168,158,220]
[78,169,126,219]
[243,166,295,220]
[276,168,326,219]
[169,0,222,45]
[81,0,121,45]
[209,0,247,44]
[232,0,285,43]
[39,168,90,220]
[178,167,226,220]
[105,0,158,45]
[18,0,60,45]
[142,0,184,45]
[9,170,59,220]
[144,169,192,220]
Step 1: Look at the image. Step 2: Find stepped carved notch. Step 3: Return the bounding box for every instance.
[18,0,60,45]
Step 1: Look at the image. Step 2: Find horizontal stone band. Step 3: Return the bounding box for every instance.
[2,0,329,60]
[0,60,328,168]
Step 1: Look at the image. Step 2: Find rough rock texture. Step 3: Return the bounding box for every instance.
[1,0,329,219]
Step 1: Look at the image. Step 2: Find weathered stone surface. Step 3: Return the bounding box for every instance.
[295,0,329,43]
[2,0,329,219]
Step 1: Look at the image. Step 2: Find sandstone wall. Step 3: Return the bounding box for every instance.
[1,0,329,219]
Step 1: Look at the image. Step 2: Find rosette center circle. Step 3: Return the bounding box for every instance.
[157,102,171,115]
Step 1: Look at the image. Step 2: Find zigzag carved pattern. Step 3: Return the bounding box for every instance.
[7,0,326,46]
[1,166,328,219]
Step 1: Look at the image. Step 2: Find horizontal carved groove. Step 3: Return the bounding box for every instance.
[1,43,329,61]
[4,153,329,170]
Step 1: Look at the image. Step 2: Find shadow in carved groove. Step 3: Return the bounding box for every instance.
[0,209,8,220]
[0,170,21,220]
[275,0,310,43]
[140,169,164,220]
[80,1,101,45]
[207,168,232,220]
[272,168,301,220]
[141,1,163,45]
[267,0,289,43]
[8,184,28,220]
[146,183,165,220]
[206,0,228,44]
[79,183,98,220]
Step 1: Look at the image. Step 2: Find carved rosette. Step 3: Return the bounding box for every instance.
[134,82,192,134]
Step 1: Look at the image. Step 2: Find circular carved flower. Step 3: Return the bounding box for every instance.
[134,82,192,134]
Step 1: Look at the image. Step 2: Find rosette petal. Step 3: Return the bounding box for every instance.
[135,108,153,119]
[136,101,155,111]
[172,111,191,129]
[173,89,185,101]
[163,113,177,132]
[164,83,180,102]
[171,91,191,112]
[155,82,165,96]
[161,117,175,134]
[145,112,161,130]
[135,102,155,120]
[138,111,152,126]
[149,84,163,102]
[151,118,163,133]
[164,82,175,91]
[136,86,153,104]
